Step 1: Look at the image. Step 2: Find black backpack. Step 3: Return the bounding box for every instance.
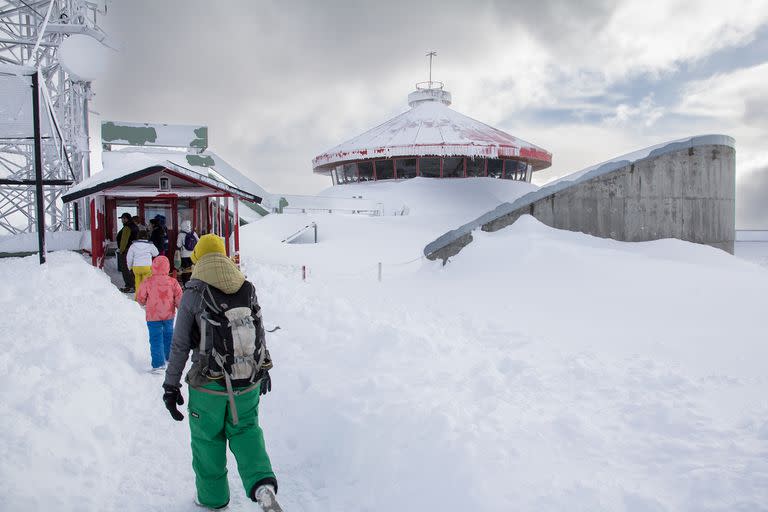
[199,281,266,423]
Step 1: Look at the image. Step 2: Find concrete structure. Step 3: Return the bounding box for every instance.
[313,81,551,185]
[425,135,736,262]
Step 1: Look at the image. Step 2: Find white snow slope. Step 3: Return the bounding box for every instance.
[239,177,537,277]
[1,216,767,511]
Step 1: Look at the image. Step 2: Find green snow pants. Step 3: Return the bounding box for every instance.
[188,382,276,509]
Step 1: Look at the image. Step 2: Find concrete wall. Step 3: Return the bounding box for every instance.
[427,142,735,262]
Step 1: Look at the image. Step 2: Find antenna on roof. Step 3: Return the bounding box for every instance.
[416,51,443,93]
[426,50,437,84]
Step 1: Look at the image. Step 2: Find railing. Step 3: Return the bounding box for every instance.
[281,222,317,244]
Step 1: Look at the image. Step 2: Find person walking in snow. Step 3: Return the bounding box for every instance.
[116,212,139,293]
[126,227,159,299]
[162,234,282,511]
[137,255,183,373]
[176,219,199,286]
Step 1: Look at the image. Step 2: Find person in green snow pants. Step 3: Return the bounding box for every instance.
[188,383,275,506]
[161,236,278,510]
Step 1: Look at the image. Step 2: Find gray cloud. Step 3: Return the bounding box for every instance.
[92,0,768,206]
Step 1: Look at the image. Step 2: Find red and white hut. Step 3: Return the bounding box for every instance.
[62,122,265,268]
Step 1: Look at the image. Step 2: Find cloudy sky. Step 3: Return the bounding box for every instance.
[92,0,768,228]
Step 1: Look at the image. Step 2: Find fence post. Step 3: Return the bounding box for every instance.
[378,262,382,282]
[302,265,307,281]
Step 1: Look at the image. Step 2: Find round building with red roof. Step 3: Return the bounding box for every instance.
[313,81,552,185]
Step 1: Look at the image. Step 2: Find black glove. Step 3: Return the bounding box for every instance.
[260,371,271,396]
[162,384,185,421]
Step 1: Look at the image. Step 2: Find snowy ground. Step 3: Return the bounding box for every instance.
[735,241,768,268]
[1,214,767,511]
[239,177,537,277]
[0,229,90,253]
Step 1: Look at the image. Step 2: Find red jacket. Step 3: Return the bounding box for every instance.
[137,256,182,321]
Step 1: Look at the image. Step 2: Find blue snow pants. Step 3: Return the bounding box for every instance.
[147,319,174,368]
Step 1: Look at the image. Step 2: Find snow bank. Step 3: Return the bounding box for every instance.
[0,252,197,510]
[2,213,767,511]
[244,215,768,511]
[0,230,90,253]
[240,178,537,276]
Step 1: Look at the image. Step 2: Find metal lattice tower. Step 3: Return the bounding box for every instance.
[0,0,107,235]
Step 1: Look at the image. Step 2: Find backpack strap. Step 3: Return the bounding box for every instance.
[213,350,240,425]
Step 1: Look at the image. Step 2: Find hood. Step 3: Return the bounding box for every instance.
[181,220,192,232]
[190,252,245,294]
[151,255,170,275]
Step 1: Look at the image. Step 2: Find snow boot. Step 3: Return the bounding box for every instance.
[253,485,283,512]
[194,494,229,510]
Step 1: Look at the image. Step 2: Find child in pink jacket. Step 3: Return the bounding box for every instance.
[137,255,183,372]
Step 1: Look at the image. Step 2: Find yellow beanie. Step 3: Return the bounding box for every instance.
[191,234,226,263]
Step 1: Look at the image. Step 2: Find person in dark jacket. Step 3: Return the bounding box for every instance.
[162,235,282,511]
[149,218,165,255]
[116,212,138,292]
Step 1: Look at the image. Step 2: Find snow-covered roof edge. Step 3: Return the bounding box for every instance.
[312,101,552,172]
[424,134,735,257]
[62,149,268,204]
[0,63,35,76]
[62,156,260,203]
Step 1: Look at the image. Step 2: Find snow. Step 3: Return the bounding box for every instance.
[1,213,767,511]
[0,73,55,139]
[239,178,538,274]
[0,230,90,253]
[313,96,552,170]
[425,134,736,257]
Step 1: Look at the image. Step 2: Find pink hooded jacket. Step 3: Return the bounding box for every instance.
[136,256,183,321]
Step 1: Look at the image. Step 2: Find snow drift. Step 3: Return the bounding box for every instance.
[1,215,767,511]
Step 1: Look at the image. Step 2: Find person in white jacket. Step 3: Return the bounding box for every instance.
[127,227,159,299]
[176,220,199,286]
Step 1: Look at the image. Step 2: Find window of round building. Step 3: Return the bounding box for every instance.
[375,159,394,180]
[443,157,463,178]
[419,157,440,178]
[467,157,484,177]
[396,158,417,179]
